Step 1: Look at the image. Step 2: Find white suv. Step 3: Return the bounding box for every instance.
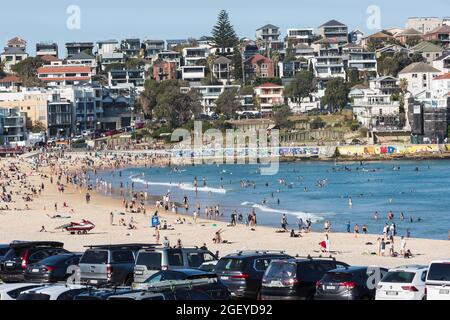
[426,260,450,300]
[375,265,428,300]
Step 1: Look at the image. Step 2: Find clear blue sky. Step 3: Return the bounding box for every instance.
[1,0,449,55]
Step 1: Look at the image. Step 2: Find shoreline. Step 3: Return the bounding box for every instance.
[0,152,449,269]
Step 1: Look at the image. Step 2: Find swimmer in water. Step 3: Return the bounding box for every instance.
[348,196,353,207]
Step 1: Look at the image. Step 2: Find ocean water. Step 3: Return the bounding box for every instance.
[96,160,450,240]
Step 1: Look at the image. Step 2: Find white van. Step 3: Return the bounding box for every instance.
[426,260,450,300]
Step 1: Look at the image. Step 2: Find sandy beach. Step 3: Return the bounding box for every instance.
[0,151,449,269]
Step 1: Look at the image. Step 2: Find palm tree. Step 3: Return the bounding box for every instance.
[399,78,408,93]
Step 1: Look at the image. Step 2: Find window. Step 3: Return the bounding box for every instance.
[412,74,418,78]
[167,249,183,266]
[136,252,162,269]
[215,258,246,272]
[29,250,50,263]
[381,271,415,283]
[112,250,135,263]
[254,258,273,271]
[80,250,108,264]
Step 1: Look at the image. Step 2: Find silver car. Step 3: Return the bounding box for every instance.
[133,247,218,283]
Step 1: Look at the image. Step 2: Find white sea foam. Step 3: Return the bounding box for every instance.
[131,177,227,194]
[244,203,322,222]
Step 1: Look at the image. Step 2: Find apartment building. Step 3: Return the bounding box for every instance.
[244,54,274,81]
[423,25,450,47]
[96,40,119,56]
[256,24,281,42]
[311,43,346,79]
[342,45,377,73]
[66,52,97,75]
[0,107,27,145]
[182,47,208,66]
[406,17,450,34]
[350,88,401,129]
[36,42,58,58]
[120,39,142,57]
[108,69,146,89]
[369,76,400,95]
[0,47,28,73]
[181,84,241,114]
[142,40,165,58]
[410,41,443,64]
[254,83,284,114]
[37,64,93,86]
[181,66,206,85]
[65,42,94,56]
[153,60,178,82]
[398,62,441,95]
[212,56,234,84]
[433,53,450,73]
[318,19,348,44]
[0,76,22,93]
[286,28,315,45]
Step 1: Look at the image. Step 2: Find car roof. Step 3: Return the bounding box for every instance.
[23,284,86,295]
[162,269,213,276]
[389,265,429,272]
[0,283,41,292]
[9,241,64,249]
[223,252,290,259]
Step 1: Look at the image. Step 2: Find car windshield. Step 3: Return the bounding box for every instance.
[265,262,297,279]
[80,250,108,264]
[215,258,245,272]
[322,272,354,282]
[427,263,450,281]
[37,254,72,265]
[381,271,415,283]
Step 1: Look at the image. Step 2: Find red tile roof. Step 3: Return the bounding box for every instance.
[40,55,60,63]
[245,54,272,64]
[433,73,450,80]
[0,75,22,83]
[37,66,90,74]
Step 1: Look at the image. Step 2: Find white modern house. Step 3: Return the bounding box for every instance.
[286,28,315,44]
[181,66,206,84]
[398,62,442,96]
[181,84,241,114]
[182,47,208,66]
[342,45,377,73]
[350,87,401,129]
[311,43,346,79]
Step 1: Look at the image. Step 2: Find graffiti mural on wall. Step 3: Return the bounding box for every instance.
[337,145,442,156]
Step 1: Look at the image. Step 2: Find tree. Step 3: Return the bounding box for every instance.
[31,121,46,133]
[253,77,282,86]
[285,71,315,104]
[377,52,413,77]
[272,105,293,129]
[215,88,241,117]
[154,88,202,129]
[10,57,43,86]
[410,52,425,63]
[231,45,243,82]
[321,78,349,112]
[211,10,239,55]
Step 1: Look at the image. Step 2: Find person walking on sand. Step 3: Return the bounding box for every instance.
[110,212,114,225]
[162,236,170,248]
[325,234,331,253]
[377,237,381,256]
[380,238,386,256]
[154,227,160,244]
[346,221,351,233]
[400,236,407,257]
[362,224,367,234]
[354,224,359,238]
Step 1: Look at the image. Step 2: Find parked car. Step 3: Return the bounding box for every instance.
[24,253,81,283]
[133,247,218,283]
[315,266,388,300]
[0,245,9,261]
[426,260,450,300]
[17,284,90,300]
[0,283,43,300]
[375,265,428,300]
[213,250,293,300]
[74,287,141,300]
[79,244,149,286]
[199,260,219,272]
[0,241,69,283]
[134,270,230,300]
[107,288,214,301]
[260,256,349,300]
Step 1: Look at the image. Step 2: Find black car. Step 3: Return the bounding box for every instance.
[24,253,81,283]
[213,251,293,300]
[0,241,69,283]
[260,256,349,300]
[0,244,9,261]
[74,287,141,300]
[315,266,388,300]
[139,269,230,300]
